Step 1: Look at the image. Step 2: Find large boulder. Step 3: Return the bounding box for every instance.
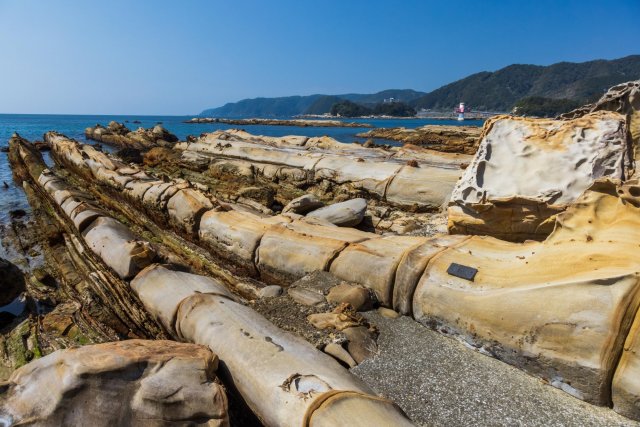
[415,180,640,405]
[448,111,629,241]
[0,340,229,426]
[306,199,368,227]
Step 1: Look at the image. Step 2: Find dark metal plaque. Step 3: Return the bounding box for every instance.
[447,263,478,281]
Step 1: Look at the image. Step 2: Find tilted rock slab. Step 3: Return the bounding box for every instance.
[44,132,436,306]
[133,265,413,427]
[448,111,629,241]
[417,180,640,405]
[0,340,229,426]
[175,129,466,211]
[26,142,415,426]
[43,132,640,416]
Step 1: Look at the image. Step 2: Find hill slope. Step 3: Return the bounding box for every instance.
[200,55,640,117]
[411,55,640,111]
[200,89,426,117]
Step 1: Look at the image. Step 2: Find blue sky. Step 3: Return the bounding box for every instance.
[0,0,638,115]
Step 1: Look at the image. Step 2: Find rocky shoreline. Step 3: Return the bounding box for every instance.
[1,80,640,425]
[184,117,373,128]
[356,125,482,154]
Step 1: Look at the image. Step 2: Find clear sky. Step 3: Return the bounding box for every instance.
[0,0,638,115]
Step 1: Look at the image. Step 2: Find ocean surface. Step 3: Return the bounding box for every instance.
[0,114,483,223]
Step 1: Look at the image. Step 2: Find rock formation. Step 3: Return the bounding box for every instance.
[0,340,229,426]
[7,82,640,423]
[448,111,630,241]
[416,179,640,405]
[175,129,467,212]
[9,133,414,426]
[356,125,482,154]
[85,121,178,149]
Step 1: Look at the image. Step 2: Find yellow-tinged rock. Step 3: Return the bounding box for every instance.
[415,180,640,404]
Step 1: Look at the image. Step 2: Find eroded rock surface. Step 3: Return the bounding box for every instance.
[448,111,629,241]
[416,179,640,404]
[0,340,229,426]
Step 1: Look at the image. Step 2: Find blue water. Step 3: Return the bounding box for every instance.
[0,114,483,223]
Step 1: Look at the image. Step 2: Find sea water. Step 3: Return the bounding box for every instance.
[0,114,483,223]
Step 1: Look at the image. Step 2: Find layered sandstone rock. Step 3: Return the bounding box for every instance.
[356,125,482,154]
[18,134,415,426]
[175,129,467,211]
[448,111,629,241]
[85,121,178,149]
[0,340,229,426]
[416,179,640,404]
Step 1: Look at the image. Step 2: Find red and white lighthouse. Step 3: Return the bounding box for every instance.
[456,102,465,121]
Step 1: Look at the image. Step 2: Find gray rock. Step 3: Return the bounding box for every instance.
[282,194,324,214]
[259,285,283,298]
[287,287,326,306]
[306,198,367,227]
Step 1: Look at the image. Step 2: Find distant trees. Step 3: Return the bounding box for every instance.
[512,96,583,117]
[330,100,416,117]
[372,102,416,117]
[330,100,371,117]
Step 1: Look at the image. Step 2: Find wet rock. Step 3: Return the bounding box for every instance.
[0,340,229,426]
[0,258,26,307]
[8,209,26,219]
[326,283,374,311]
[306,198,367,227]
[115,147,143,164]
[343,326,378,363]
[282,194,324,214]
[324,342,357,368]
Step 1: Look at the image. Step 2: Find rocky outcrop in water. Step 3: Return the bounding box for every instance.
[184,117,373,128]
[85,121,178,149]
[0,340,229,426]
[356,125,482,154]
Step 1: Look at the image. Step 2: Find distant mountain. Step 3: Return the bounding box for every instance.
[411,55,640,111]
[200,89,426,117]
[200,55,640,117]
